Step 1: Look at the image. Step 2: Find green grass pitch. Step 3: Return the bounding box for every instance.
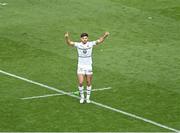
[0,0,180,132]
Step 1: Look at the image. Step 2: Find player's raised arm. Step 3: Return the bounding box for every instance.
[65,32,75,46]
[96,32,110,45]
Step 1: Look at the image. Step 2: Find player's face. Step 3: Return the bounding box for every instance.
[81,36,88,44]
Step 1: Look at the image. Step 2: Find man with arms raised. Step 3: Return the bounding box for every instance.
[65,32,109,103]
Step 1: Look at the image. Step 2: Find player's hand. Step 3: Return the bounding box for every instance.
[65,32,69,38]
[104,32,110,36]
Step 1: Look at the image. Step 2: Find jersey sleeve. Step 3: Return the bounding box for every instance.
[74,42,80,48]
[90,41,97,46]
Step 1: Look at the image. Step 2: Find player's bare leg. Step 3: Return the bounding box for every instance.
[78,74,85,103]
[85,74,92,103]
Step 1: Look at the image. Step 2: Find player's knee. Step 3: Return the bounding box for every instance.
[87,81,91,86]
[79,83,83,87]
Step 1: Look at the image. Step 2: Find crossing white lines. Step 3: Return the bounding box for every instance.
[0,69,179,132]
[21,87,112,100]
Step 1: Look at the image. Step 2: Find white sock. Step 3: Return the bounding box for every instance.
[78,86,84,99]
[86,86,91,100]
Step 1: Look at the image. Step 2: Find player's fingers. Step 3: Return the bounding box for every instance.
[65,32,69,37]
[105,32,109,35]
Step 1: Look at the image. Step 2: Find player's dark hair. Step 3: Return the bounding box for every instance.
[80,33,88,38]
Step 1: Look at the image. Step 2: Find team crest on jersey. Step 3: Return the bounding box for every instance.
[83,49,87,54]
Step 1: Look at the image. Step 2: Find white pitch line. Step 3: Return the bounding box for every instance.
[0,70,79,99]
[21,87,112,100]
[0,69,179,132]
[21,93,65,100]
[0,2,8,5]
[92,87,112,91]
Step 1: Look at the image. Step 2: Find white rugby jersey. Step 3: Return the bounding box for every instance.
[74,41,96,66]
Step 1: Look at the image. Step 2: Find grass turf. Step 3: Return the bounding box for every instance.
[0,0,180,131]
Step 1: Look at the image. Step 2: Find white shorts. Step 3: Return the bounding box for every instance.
[77,65,93,75]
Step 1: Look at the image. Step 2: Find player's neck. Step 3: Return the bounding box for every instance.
[81,42,87,45]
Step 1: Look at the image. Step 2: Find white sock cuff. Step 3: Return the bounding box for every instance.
[78,86,84,90]
[87,86,92,90]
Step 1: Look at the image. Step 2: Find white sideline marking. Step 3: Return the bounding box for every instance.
[0,2,8,5]
[0,69,179,132]
[21,87,112,100]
